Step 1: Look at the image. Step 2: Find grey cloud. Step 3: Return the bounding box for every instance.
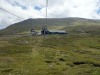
[0,0,100,29]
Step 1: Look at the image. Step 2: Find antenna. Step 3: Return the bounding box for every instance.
[46,0,48,22]
[45,0,48,27]
[41,0,48,35]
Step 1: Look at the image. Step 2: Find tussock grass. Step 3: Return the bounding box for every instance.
[0,28,100,75]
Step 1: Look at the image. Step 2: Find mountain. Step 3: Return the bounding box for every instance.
[0,18,100,75]
[0,18,100,36]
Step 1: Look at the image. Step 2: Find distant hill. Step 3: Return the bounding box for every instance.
[0,18,100,36]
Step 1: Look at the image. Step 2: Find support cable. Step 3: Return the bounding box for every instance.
[0,7,24,20]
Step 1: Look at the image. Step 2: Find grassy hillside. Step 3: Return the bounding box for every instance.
[0,18,100,36]
[0,18,100,75]
[0,34,100,75]
[64,24,100,34]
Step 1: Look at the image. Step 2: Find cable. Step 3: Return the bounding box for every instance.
[0,7,24,19]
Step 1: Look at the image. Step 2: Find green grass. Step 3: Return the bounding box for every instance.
[0,23,100,75]
[0,34,99,75]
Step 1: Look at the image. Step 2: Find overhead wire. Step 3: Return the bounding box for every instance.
[0,1,49,34]
[0,7,24,20]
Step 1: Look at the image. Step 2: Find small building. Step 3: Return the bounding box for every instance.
[41,27,50,35]
[41,27,67,35]
[30,28,37,35]
[49,30,67,34]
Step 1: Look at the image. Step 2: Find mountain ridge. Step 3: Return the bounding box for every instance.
[0,17,100,36]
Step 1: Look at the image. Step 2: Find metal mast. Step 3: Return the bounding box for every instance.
[42,0,48,35]
[46,0,48,22]
[44,0,48,29]
[44,0,48,35]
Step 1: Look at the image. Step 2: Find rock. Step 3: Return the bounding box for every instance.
[59,58,65,61]
[45,60,52,63]
[1,68,13,72]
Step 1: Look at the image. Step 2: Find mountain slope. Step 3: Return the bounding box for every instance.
[0,18,100,36]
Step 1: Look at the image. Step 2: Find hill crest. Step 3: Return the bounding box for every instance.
[0,18,100,36]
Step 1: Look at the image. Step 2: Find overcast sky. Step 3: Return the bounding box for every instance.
[0,0,100,29]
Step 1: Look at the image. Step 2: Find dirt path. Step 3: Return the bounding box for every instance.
[31,36,44,57]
